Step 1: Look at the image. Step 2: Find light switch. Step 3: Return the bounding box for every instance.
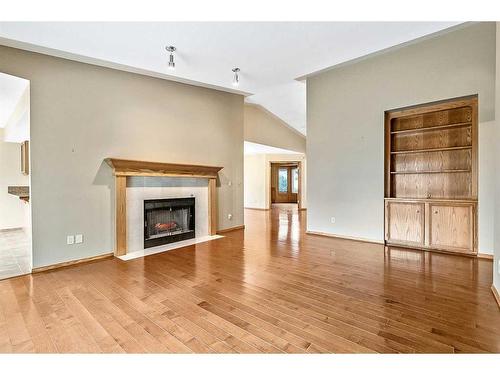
[75,234,83,244]
[67,235,75,245]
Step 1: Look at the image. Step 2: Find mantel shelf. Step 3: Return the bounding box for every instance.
[105,158,223,179]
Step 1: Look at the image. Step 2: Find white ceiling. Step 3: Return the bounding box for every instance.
[0,71,29,128]
[0,22,461,134]
[244,141,302,155]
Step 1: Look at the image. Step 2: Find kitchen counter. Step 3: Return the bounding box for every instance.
[8,186,29,202]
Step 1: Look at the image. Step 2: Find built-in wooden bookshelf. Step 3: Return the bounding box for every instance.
[384,96,478,255]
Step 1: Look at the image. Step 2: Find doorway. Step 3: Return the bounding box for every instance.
[271,162,300,206]
[0,72,32,280]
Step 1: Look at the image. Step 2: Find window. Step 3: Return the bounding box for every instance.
[278,168,288,193]
[292,168,299,193]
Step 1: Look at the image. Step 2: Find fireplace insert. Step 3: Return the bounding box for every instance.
[144,197,195,249]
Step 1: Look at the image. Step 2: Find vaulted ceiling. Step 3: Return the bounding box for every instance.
[0,22,461,134]
[0,72,29,128]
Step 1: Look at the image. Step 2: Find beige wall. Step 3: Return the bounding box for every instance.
[479,121,496,255]
[307,22,496,250]
[0,129,30,230]
[244,154,267,209]
[244,104,306,153]
[244,153,307,209]
[494,23,500,290]
[0,45,244,268]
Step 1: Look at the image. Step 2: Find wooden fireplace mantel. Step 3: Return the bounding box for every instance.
[105,158,223,256]
[105,158,223,178]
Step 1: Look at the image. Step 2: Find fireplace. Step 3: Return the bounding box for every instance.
[144,197,195,249]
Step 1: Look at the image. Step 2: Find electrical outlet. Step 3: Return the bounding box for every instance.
[330,217,336,224]
[228,181,232,187]
[227,214,233,220]
[67,235,75,245]
[75,234,83,244]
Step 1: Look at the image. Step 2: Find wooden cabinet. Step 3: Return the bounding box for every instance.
[384,96,478,255]
[384,200,477,254]
[428,202,476,253]
[385,201,424,246]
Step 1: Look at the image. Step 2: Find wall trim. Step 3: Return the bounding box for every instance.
[244,207,270,211]
[305,230,384,245]
[217,225,245,234]
[32,253,114,273]
[492,285,500,309]
[477,253,494,260]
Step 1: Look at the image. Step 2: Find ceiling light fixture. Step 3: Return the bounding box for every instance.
[165,46,176,70]
[232,68,240,87]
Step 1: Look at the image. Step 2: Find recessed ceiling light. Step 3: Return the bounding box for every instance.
[232,68,240,87]
[165,46,176,70]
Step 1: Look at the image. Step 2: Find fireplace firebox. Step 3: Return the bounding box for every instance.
[144,197,195,249]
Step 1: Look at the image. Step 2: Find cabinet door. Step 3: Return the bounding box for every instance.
[428,203,475,253]
[385,201,425,246]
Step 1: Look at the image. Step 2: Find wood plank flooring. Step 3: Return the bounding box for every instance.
[0,206,499,353]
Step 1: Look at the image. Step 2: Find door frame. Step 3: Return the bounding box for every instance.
[269,161,302,210]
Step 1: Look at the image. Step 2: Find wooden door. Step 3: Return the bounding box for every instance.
[385,200,425,246]
[271,164,298,203]
[428,203,475,253]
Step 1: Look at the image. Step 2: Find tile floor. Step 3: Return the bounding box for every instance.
[0,228,31,280]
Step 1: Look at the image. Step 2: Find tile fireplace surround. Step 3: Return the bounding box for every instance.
[126,176,209,253]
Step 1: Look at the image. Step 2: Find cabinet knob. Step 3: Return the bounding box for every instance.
[416,210,420,214]
[434,210,438,214]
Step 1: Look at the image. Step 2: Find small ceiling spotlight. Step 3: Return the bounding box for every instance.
[165,46,176,70]
[232,68,240,87]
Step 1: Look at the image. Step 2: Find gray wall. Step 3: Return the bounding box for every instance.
[0,45,244,268]
[244,104,306,153]
[307,23,496,247]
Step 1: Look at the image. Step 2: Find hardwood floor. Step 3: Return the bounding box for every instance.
[0,207,499,353]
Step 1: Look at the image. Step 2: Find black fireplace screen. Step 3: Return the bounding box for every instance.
[144,197,195,248]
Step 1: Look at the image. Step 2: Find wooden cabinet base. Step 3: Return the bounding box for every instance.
[385,198,477,256]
